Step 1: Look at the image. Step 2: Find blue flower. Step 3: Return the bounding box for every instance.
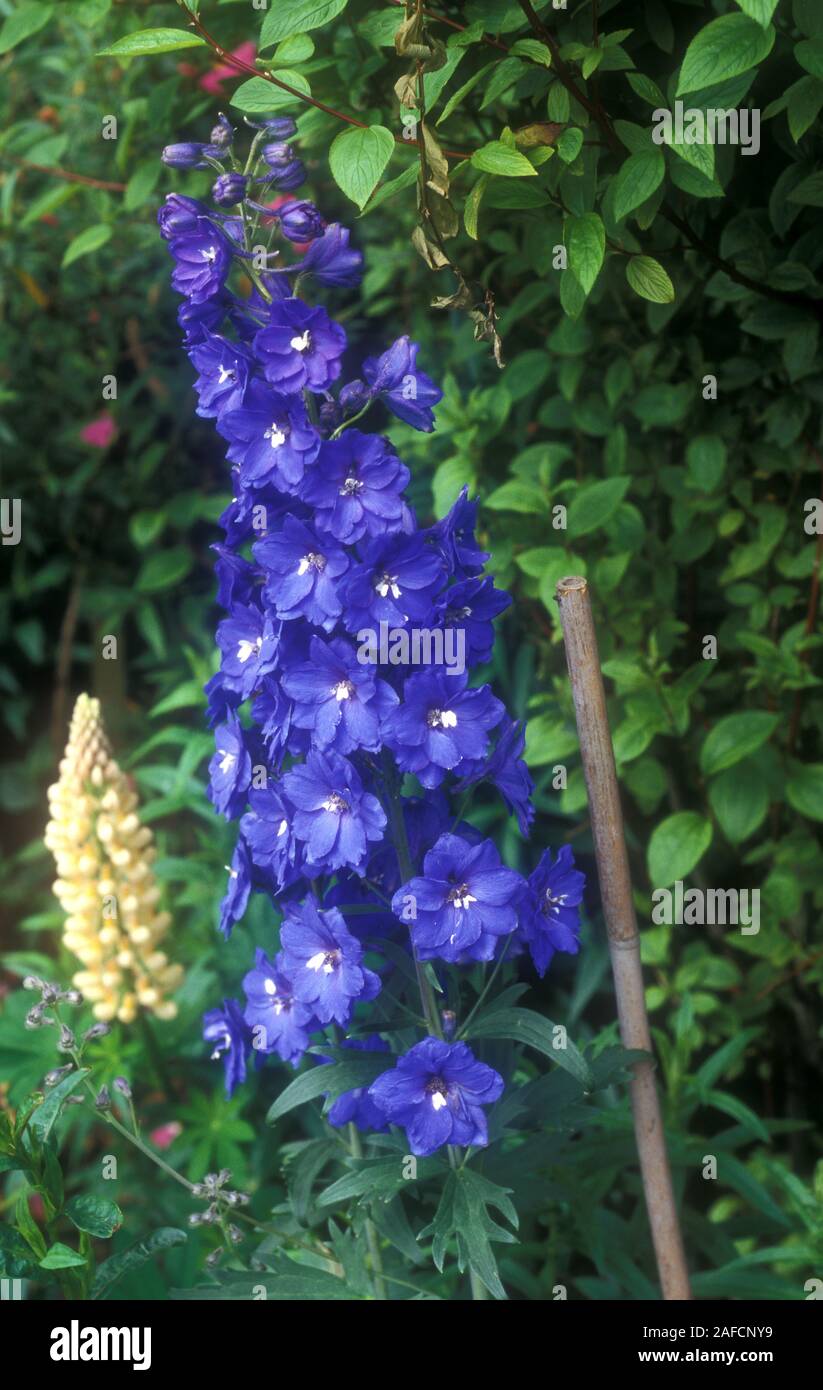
[282,750,386,873]
[208,714,252,819]
[434,576,512,666]
[383,670,504,789]
[281,634,398,755]
[255,516,349,630]
[216,603,280,698]
[219,836,252,938]
[325,1036,391,1131]
[162,142,207,169]
[280,898,381,1026]
[241,783,302,892]
[253,298,346,394]
[519,845,584,978]
[242,949,316,1066]
[457,716,534,837]
[212,543,257,610]
[188,332,253,419]
[362,336,443,432]
[300,432,410,544]
[219,380,320,490]
[158,193,211,240]
[432,487,489,578]
[168,223,233,303]
[203,999,250,1096]
[368,1037,503,1156]
[297,223,363,287]
[261,142,305,190]
[393,832,524,962]
[340,530,446,633]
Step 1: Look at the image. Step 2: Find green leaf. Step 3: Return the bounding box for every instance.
[464,174,488,239]
[124,160,161,212]
[97,28,205,58]
[787,171,823,206]
[734,0,778,24]
[795,37,823,80]
[40,1242,86,1270]
[612,150,665,221]
[0,3,54,55]
[484,480,547,513]
[699,711,779,776]
[317,1156,443,1206]
[172,1254,357,1300]
[61,224,112,269]
[463,1007,593,1087]
[709,760,769,843]
[786,762,823,821]
[567,477,629,538]
[626,254,674,303]
[230,72,311,114]
[510,38,551,65]
[65,1195,123,1239]
[787,75,823,141]
[556,127,583,164]
[471,141,536,177]
[686,434,726,490]
[567,213,605,297]
[91,1228,187,1300]
[677,14,775,96]
[260,0,348,49]
[267,1054,393,1123]
[28,1070,90,1144]
[136,548,193,593]
[274,34,316,63]
[703,1089,770,1142]
[329,126,395,211]
[647,812,713,888]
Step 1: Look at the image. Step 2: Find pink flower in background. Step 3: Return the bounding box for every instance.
[199,42,256,95]
[80,414,116,448]
[150,1121,182,1150]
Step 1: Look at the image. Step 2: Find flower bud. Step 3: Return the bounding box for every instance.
[95,1085,111,1111]
[277,198,324,242]
[212,172,247,207]
[339,379,370,415]
[112,1076,132,1099]
[23,976,44,991]
[261,116,296,138]
[44,1065,74,1088]
[83,1022,111,1042]
[57,1024,76,1052]
[208,113,234,150]
[161,142,207,169]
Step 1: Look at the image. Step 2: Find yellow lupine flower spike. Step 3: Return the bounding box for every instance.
[45,693,184,1024]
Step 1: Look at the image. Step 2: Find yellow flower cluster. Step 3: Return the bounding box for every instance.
[45,693,183,1024]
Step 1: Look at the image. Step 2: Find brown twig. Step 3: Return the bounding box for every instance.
[175,0,473,160]
[556,575,691,1302]
[6,158,126,192]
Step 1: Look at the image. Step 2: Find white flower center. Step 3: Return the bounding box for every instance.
[322,792,349,814]
[265,423,287,448]
[237,636,262,663]
[306,949,340,975]
[277,818,288,837]
[431,1090,448,1111]
[202,246,218,263]
[264,978,277,996]
[217,365,235,385]
[332,681,354,702]
[447,882,476,912]
[427,708,457,729]
[297,551,326,576]
[375,573,401,599]
[217,750,236,775]
[290,331,311,352]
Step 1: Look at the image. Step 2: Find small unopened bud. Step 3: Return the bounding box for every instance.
[65,1095,84,1106]
[62,989,84,1006]
[95,1086,111,1111]
[83,1022,111,1042]
[205,1248,223,1269]
[57,1024,76,1052]
[44,1065,74,1088]
[188,1211,205,1226]
[112,1076,132,1099]
[441,1010,457,1040]
[227,1224,243,1245]
[216,1168,232,1187]
[26,1006,47,1029]
[41,983,61,1005]
[23,976,44,991]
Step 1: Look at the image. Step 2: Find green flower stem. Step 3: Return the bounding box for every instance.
[348,1123,388,1300]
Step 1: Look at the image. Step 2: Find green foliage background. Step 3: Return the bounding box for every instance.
[0,0,821,1300]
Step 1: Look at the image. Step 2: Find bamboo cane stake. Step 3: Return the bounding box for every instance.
[555,575,692,1301]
